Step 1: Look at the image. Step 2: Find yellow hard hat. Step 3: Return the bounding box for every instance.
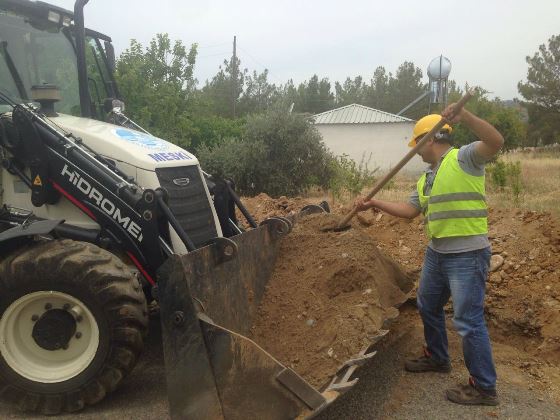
[408,114,452,147]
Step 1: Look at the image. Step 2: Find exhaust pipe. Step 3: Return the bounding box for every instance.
[74,0,91,118]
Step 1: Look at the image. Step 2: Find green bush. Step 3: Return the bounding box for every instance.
[328,153,378,201]
[197,107,335,196]
[487,158,523,203]
[489,160,507,188]
[507,161,523,203]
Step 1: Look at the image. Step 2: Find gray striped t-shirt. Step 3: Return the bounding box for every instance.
[409,142,491,253]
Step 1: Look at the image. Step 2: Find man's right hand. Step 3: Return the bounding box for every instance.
[354,196,372,212]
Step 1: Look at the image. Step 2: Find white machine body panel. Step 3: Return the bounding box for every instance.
[0,113,222,253]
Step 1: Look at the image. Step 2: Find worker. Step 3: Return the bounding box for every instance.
[355,103,504,406]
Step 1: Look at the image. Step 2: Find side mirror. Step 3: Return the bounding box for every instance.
[104,41,116,72]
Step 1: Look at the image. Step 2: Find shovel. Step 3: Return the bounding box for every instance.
[331,91,473,232]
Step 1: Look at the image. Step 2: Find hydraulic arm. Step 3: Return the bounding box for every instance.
[0,101,193,283]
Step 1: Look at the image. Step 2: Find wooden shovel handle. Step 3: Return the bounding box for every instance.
[336,92,473,229]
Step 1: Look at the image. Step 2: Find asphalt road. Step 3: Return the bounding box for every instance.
[0,319,169,420]
[316,316,560,420]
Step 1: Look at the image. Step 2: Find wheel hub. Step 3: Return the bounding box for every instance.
[32,309,77,351]
[0,291,100,383]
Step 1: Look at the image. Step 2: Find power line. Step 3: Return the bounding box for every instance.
[196,42,231,49]
[237,46,284,84]
[197,51,230,59]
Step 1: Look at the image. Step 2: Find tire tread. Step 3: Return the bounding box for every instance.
[0,240,148,415]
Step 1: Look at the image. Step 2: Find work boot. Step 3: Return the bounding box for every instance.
[446,378,499,406]
[404,349,451,373]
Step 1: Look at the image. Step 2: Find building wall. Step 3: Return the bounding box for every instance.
[315,122,425,174]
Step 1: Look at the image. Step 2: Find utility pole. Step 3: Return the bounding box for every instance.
[232,35,237,118]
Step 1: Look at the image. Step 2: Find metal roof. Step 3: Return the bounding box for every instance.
[313,104,414,124]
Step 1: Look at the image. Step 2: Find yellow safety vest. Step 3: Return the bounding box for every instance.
[417,148,487,239]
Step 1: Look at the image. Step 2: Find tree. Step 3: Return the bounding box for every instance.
[115,34,246,153]
[365,66,390,110]
[332,63,427,117]
[293,75,335,114]
[518,34,560,145]
[276,79,299,111]
[238,69,279,114]
[201,56,247,118]
[385,61,426,118]
[334,76,365,107]
[115,34,198,147]
[448,87,526,150]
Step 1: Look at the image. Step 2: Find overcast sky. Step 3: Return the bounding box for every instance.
[48,0,559,100]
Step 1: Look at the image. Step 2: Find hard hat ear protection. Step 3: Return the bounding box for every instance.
[408,114,453,147]
[434,130,452,142]
[408,129,452,147]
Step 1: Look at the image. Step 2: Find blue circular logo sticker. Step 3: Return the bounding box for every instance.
[112,128,169,151]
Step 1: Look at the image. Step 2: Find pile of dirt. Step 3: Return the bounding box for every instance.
[250,213,413,388]
[238,193,313,224]
[484,209,560,364]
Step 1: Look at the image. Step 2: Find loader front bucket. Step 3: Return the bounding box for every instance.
[157,216,385,419]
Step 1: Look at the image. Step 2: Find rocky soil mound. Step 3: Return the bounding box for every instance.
[238,193,312,224]
[250,213,413,388]
[485,209,560,364]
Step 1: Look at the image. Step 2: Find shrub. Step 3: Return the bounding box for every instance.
[197,107,335,196]
[507,161,523,203]
[328,153,378,201]
[489,160,507,188]
[487,158,523,203]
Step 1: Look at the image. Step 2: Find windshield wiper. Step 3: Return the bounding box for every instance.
[0,41,29,101]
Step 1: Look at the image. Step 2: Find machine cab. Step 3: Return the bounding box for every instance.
[0,0,119,120]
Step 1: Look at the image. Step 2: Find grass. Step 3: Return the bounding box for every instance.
[488,148,560,215]
[324,145,560,216]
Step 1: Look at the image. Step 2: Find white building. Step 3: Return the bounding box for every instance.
[313,104,424,173]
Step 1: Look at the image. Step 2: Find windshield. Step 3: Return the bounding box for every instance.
[0,10,81,115]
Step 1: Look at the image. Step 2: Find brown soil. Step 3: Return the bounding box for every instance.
[238,193,313,224]
[250,213,413,388]
[359,207,560,368]
[243,194,560,400]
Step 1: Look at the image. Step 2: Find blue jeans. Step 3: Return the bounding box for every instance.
[417,246,497,390]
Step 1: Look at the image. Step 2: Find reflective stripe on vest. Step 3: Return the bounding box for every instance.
[428,192,486,204]
[417,148,487,239]
[428,209,488,221]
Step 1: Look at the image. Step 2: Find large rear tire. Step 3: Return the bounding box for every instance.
[0,239,148,414]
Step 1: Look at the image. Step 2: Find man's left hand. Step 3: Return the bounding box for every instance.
[441,102,466,125]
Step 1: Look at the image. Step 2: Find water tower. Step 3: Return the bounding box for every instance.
[396,55,452,117]
[427,55,452,113]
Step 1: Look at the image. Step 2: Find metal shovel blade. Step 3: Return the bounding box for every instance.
[157,220,333,419]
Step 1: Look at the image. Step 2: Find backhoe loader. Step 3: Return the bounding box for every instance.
[0,1,394,417]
